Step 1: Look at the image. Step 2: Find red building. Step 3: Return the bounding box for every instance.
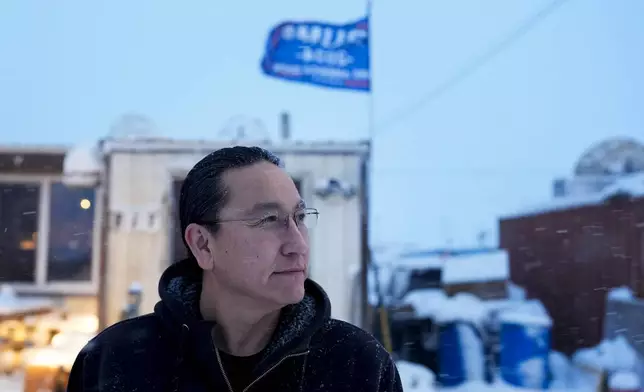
[500,138,644,355]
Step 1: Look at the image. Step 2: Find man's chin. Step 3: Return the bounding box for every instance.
[276,284,306,306]
[265,273,306,305]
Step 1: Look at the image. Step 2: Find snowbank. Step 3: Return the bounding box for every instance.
[436,381,590,391]
[573,335,640,373]
[549,351,573,389]
[609,370,640,390]
[396,360,436,392]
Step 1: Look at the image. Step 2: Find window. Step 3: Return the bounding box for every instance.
[46,182,95,282]
[0,183,40,283]
[0,178,97,291]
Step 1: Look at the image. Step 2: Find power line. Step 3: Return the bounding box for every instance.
[372,0,572,136]
[372,167,563,176]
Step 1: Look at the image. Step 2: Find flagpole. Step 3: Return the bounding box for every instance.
[360,0,374,334]
[363,0,392,352]
[364,0,392,354]
[366,0,375,140]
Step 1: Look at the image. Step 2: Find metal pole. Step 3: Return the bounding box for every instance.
[364,0,393,354]
[360,0,375,333]
[97,140,110,331]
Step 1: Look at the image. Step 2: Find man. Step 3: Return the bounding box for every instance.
[67,146,403,391]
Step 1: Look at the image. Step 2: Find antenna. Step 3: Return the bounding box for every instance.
[218,115,271,142]
[280,111,291,140]
[575,138,644,177]
[108,113,159,140]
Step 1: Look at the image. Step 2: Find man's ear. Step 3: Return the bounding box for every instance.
[184,223,215,270]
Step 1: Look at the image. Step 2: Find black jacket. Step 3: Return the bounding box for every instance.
[67,258,403,391]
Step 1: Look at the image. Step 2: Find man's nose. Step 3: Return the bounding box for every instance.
[280,221,309,256]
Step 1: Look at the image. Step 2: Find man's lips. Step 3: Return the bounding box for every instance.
[274,269,306,274]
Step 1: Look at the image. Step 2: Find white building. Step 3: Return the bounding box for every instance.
[64,135,371,329]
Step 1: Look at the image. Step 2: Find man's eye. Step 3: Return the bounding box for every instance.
[258,214,280,224]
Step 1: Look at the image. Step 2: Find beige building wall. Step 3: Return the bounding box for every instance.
[102,143,365,327]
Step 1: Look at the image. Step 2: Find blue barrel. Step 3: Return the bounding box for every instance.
[438,321,485,387]
[499,315,551,389]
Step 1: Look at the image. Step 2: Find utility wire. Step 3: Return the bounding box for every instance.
[372,0,573,136]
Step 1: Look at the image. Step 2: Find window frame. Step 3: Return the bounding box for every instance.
[0,174,101,295]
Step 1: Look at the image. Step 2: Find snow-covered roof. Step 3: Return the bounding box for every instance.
[0,144,69,154]
[441,250,509,285]
[102,137,370,156]
[502,173,644,220]
[391,255,445,270]
[400,248,499,258]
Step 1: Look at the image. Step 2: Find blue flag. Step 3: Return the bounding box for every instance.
[260,17,370,92]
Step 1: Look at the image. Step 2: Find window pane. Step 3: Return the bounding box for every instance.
[46,183,95,282]
[0,183,40,283]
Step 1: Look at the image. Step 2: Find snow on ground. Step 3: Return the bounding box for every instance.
[395,363,597,391]
[573,335,640,373]
[0,373,23,392]
[395,361,595,392]
[435,381,591,391]
[397,360,436,392]
[609,370,640,390]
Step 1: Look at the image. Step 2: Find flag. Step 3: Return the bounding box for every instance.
[260,17,370,92]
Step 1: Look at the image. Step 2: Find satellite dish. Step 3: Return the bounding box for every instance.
[108,113,159,140]
[574,138,644,176]
[218,115,270,142]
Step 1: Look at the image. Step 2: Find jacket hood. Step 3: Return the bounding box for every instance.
[155,257,331,360]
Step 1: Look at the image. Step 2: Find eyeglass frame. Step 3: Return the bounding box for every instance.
[193,207,320,231]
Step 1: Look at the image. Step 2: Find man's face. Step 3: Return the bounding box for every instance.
[206,162,310,306]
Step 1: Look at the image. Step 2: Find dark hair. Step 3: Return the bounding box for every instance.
[179,146,281,247]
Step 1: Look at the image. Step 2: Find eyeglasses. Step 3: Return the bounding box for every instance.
[196,208,319,231]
